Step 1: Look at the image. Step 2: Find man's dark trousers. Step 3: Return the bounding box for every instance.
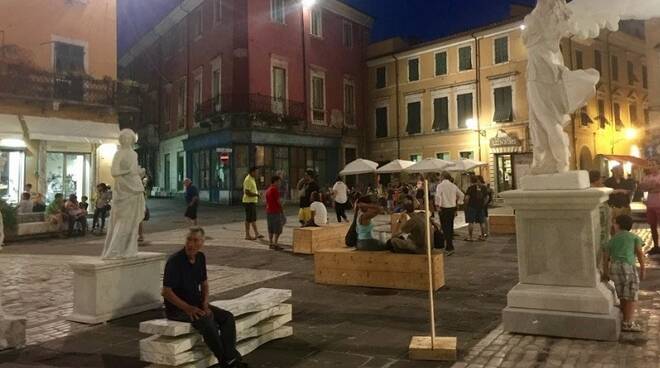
[439,207,456,251]
[167,305,240,366]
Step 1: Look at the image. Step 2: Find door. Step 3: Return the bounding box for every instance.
[176,151,184,192]
[164,153,171,192]
[272,66,286,114]
[496,154,513,192]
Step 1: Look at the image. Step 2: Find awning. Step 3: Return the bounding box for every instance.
[23,116,119,144]
[600,155,652,168]
[0,114,24,140]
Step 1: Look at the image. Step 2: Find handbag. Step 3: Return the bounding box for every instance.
[345,208,359,248]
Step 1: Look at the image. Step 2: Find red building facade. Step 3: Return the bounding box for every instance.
[120,0,372,203]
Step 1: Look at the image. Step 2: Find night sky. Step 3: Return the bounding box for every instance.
[118,0,538,55]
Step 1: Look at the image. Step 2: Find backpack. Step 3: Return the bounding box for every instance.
[345,209,359,247]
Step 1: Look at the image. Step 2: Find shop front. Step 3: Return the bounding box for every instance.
[489,130,532,192]
[0,114,27,203]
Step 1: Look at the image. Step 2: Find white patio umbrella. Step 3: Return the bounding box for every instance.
[376,159,415,174]
[447,158,487,172]
[404,158,455,174]
[339,158,379,176]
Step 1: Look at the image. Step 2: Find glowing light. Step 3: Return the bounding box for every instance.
[0,138,27,148]
[99,143,118,157]
[624,127,637,140]
[466,118,477,130]
[520,24,527,31]
[631,144,641,158]
[302,0,317,8]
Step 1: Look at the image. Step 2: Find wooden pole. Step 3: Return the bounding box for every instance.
[423,178,436,347]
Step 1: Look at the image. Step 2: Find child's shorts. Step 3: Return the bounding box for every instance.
[610,261,639,301]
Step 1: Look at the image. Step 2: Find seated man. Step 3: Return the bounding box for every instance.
[162,227,247,368]
[389,201,426,254]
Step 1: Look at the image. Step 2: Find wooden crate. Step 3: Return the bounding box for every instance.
[489,214,516,235]
[314,248,445,291]
[390,213,407,234]
[292,223,350,254]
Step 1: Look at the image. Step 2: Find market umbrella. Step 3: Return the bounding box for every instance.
[339,158,379,176]
[376,159,415,174]
[404,158,455,174]
[447,158,487,172]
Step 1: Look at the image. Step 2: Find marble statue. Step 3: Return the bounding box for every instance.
[523,0,599,174]
[101,129,145,259]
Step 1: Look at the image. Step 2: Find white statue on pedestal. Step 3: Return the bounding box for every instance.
[101,129,145,260]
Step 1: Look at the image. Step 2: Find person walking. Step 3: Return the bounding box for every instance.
[265,175,284,250]
[604,165,636,220]
[183,178,199,226]
[331,176,349,223]
[464,176,487,242]
[242,167,263,240]
[639,165,660,256]
[435,172,464,256]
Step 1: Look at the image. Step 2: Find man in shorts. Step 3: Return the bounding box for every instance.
[265,175,284,250]
[242,167,263,240]
[183,178,199,226]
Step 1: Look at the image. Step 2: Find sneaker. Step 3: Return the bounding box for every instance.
[622,321,643,332]
[445,249,455,256]
[647,247,660,256]
[269,244,283,251]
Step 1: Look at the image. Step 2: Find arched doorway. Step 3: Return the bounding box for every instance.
[579,146,593,171]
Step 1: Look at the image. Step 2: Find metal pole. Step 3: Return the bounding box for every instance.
[423,178,436,347]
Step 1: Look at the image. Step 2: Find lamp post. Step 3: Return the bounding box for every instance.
[610,127,638,154]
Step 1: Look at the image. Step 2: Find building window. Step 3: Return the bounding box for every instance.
[177,78,187,128]
[343,80,355,126]
[579,106,592,126]
[456,93,474,129]
[408,58,419,81]
[627,61,636,85]
[575,50,583,69]
[598,99,607,129]
[376,66,386,89]
[493,86,513,123]
[613,102,623,130]
[460,151,474,159]
[311,8,322,37]
[272,66,287,114]
[311,72,325,123]
[193,71,203,120]
[611,55,619,81]
[494,37,508,64]
[643,65,648,89]
[629,103,638,126]
[193,9,203,38]
[193,150,210,190]
[271,0,285,24]
[375,107,388,138]
[54,42,85,73]
[459,46,473,71]
[432,96,449,132]
[214,0,222,23]
[435,52,447,76]
[594,50,602,73]
[410,154,422,162]
[342,21,353,48]
[406,101,421,134]
[212,60,221,112]
[436,152,450,160]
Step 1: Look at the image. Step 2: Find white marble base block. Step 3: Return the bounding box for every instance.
[520,170,590,191]
[500,184,620,341]
[0,315,26,350]
[68,252,166,324]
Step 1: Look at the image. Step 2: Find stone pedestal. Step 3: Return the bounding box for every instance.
[0,315,26,350]
[501,176,620,341]
[68,252,166,324]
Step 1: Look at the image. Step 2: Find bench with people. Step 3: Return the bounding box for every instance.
[292,191,350,254]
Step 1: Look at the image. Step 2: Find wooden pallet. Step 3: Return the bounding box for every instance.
[489,214,516,235]
[292,223,350,254]
[314,248,445,291]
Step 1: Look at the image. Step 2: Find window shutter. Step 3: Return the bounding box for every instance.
[457,93,473,128]
[407,102,421,134]
[495,38,508,64]
[435,53,447,76]
[376,107,388,138]
[459,47,472,70]
[493,86,513,122]
[433,97,449,131]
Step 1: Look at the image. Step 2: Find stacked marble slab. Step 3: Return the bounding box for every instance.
[139,288,292,368]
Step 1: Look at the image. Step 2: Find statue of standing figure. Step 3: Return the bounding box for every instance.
[101,129,145,259]
[524,0,600,174]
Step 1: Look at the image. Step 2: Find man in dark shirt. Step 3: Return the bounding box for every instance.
[464,176,487,242]
[183,178,199,226]
[296,170,319,226]
[604,166,636,220]
[162,227,246,368]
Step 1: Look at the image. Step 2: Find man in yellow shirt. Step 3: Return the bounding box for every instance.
[242,167,263,240]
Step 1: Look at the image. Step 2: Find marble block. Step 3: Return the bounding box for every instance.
[500,185,619,341]
[140,319,195,337]
[148,355,217,368]
[237,312,292,341]
[68,252,166,324]
[520,170,590,191]
[140,333,203,356]
[235,304,292,332]
[237,325,293,357]
[211,288,292,317]
[0,315,26,350]
[142,346,209,366]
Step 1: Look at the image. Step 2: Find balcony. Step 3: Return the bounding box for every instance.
[195,93,307,128]
[0,61,142,111]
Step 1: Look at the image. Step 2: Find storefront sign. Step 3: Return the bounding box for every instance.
[216,148,233,153]
[490,135,521,148]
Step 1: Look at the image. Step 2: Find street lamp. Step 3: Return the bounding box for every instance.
[302,0,316,8]
[610,127,638,154]
[465,118,486,162]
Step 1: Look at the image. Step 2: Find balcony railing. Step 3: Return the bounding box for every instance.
[195,93,306,124]
[0,61,141,110]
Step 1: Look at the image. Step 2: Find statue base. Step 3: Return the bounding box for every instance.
[67,252,166,324]
[520,170,590,191]
[500,182,620,341]
[0,315,26,350]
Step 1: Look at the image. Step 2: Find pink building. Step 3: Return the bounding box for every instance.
[120,0,372,203]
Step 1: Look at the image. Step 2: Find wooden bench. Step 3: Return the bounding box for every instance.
[314,248,445,291]
[139,288,293,368]
[292,223,349,254]
[489,214,516,235]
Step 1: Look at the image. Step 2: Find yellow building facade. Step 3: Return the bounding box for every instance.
[0,0,128,204]
[366,18,648,192]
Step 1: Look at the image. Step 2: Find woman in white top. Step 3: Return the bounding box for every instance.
[309,191,328,226]
[17,192,34,214]
[332,177,349,223]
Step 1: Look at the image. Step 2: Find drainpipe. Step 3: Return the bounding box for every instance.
[472,32,482,163]
[393,54,401,158]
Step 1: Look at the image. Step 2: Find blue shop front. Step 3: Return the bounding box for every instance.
[183,130,341,205]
